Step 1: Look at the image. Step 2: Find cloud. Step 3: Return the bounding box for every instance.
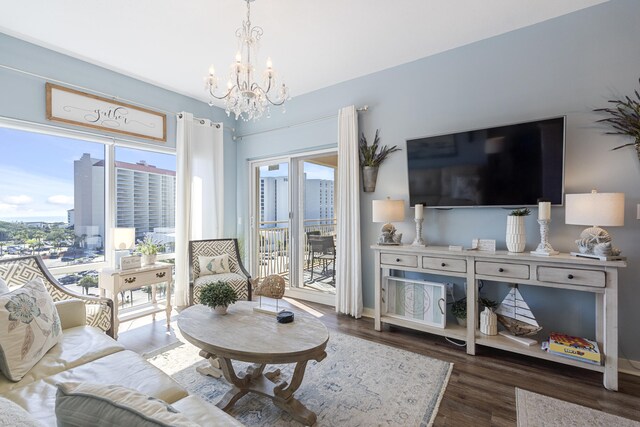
[2,195,32,205]
[0,203,17,213]
[47,195,74,205]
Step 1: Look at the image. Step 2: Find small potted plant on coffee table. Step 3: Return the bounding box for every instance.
[199,281,238,315]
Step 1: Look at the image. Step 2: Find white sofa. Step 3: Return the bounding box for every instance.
[0,256,242,427]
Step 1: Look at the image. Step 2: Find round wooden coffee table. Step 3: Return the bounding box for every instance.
[178,301,329,425]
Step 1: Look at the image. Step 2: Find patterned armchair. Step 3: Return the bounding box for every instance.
[189,238,251,305]
[0,256,114,337]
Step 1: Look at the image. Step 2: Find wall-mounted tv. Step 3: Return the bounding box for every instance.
[406,116,565,208]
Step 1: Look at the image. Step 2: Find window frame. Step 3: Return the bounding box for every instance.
[0,117,176,276]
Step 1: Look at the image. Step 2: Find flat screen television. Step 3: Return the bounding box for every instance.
[406,117,565,208]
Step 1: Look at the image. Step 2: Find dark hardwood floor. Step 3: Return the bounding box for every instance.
[120,299,640,426]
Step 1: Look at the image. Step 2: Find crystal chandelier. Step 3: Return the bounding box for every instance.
[205,0,289,121]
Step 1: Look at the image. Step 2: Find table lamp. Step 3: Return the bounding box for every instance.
[113,228,136,269]
[372,198,405,245]
[565,190,625,260]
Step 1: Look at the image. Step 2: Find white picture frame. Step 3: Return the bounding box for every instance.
[46,83,166,142]
[120,255,142,271]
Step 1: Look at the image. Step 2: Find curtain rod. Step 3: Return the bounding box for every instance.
[234,105,369,141]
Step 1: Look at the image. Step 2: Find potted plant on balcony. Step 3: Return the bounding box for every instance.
[199,281,238,315]
[359,129,401,192]
[136,235,162,266]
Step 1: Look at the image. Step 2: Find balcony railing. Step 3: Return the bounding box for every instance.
[257,218,336,279]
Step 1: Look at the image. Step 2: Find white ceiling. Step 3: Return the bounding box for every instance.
[0,0,608,105]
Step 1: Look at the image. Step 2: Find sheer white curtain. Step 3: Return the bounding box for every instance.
[175,112,224,307]
[335,105,363,318]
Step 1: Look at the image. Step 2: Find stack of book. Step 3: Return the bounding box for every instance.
[542,332,602,365]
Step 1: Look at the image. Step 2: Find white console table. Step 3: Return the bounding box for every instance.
[372,244,626,390]
[99,264,173,339]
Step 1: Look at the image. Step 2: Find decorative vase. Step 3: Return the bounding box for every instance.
[213,305,228,315]
[142,254,157,266]
[456,317,467,327]
[362,166,379,192]
[506,215,526,253]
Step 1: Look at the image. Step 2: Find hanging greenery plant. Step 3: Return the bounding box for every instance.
[358,129,401,192]
[594,78,640,163]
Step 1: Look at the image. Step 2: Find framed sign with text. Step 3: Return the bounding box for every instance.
[46,83,166,142]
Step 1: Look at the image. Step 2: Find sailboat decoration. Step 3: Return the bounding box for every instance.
[495,284,542,336]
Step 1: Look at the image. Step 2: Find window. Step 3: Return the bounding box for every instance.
[0,125,176,279]
[0,127,105,269]
[114,147,176,253]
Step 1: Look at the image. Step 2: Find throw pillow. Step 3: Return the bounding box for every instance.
[0,278,8,295]
[55,382,197,427]
[199,254,230,275]
[0,396,42,427]
[0,277,62,381]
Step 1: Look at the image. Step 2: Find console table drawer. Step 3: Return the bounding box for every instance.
[475,261,529,279]
[380,253,418,268]
[422,256,466,273]
[537,267,605,287]
[119,269,171,287]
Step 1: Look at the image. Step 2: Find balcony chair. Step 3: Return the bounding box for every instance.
[0,255,114,337]
[305,230,321,269]
[308,235,336,284]
[188,238,251,305]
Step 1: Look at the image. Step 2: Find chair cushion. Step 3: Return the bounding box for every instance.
[193,274,248,303]
[2,350,188,426]
[55,382,197,427]
[0,325,125,394]
[0,396,43,426]
[198,254,230,275]
[172,395,244,426]
[0,278,62,381]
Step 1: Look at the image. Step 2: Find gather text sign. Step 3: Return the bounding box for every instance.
[46,83,166,142]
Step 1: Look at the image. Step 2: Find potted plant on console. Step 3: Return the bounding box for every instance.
[451,298,467,327]
[506,208,530,253]
[136,235,162,266]
[200,281,238,315]
[359,129,401,192]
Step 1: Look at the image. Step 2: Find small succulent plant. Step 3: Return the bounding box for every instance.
[509,208,531,216]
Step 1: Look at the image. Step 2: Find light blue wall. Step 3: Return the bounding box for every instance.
[237,0,640,358]
[0,33,237,236]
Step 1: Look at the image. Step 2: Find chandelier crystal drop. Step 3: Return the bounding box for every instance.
[204,0,290,121]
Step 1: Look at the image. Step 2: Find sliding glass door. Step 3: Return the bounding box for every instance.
[250,150,337,306]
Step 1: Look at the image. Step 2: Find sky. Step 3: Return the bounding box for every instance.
[0,127,175,223]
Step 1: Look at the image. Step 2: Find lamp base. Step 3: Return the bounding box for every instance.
[570,252,626,262]
[377,223,402,245]
[114,250,131,270]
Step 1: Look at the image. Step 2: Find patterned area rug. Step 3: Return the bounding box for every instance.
[148,329,452,426]
[516,388,640,427]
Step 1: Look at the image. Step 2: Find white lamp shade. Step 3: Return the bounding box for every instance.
[372,199,405,223]
[113,228,136,250]
[565,192,625,227]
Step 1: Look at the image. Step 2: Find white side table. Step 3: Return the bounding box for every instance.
[99,263,173,339]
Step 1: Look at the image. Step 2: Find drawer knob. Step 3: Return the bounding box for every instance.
[396,258,401,262]
[441,262,446,267]
[568,274,574,280]
[498,268,504,273]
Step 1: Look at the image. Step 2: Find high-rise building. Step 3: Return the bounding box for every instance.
[259,176,334,228]
[74,154,175,248]
[67,209,74,226]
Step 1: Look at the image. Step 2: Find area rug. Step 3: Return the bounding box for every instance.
[148,330,452,426]
[516,388,640,427]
